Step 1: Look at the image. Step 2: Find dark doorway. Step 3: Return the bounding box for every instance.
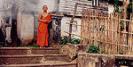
[10,18,21,46]
[3,17,21,47]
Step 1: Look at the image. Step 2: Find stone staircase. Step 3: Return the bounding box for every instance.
[0,47,77,67]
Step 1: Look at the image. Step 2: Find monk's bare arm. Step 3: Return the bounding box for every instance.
[38,15,47,22]
[38,13,49,22]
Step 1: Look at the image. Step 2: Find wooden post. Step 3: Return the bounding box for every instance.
[68,3,78,42]
[128,14,133,54]
[121,0,129,45]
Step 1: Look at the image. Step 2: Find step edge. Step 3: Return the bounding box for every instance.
[0,54,44,57]
[0,63,77,67]
[0,47,60,50]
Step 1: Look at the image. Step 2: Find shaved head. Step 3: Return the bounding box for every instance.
[42,5,48,12]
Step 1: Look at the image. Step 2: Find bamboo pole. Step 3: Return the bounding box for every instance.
[68,3,78,42]
[128,14,133,54]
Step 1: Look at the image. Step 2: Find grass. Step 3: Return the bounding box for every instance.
[27,44,39,48]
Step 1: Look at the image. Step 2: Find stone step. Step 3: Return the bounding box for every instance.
[31,48,60,55]
[44,54,69,61]
[0,55,44,65]
[0,47,60,55]
[0,54,70,64]
[0,60,77,67]
[43,60,77,66]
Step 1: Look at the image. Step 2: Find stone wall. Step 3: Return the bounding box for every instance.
[78,53,115,67]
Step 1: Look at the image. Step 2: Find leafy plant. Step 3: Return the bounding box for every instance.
[127,2,133,13]
[71,38,80,44]
[87,44,100,53]
[28,44,39,48]
[60,36,69,45]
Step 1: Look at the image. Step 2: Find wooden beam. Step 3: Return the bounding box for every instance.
[66,22,81,26]
[68,3,78,41]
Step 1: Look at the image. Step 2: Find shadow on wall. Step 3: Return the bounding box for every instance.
[10,18,21,46]
[0,17,21,47]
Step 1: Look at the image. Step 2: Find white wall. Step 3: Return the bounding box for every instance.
[108,5,114,14]
[17,12,34,45]
[16,0,59,44]
[38,0,58,12]
[61,17,81,39]
[59,0,92,16]
[0,0,13,17]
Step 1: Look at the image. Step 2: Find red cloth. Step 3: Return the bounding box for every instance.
[37,14,52,47]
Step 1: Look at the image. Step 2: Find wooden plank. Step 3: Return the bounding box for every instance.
[66,22,81,26]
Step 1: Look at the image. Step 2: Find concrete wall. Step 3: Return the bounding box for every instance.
[78,53,115,67]
[38,0,59,12]
[61,17,81,39]
[17,12,34,45]
[0,0,13,17]
[0,0,91,44]
[17,0,59,45]
[108,5,114,14]
[59,0,92,16]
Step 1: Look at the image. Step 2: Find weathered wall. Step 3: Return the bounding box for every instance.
[17,12,34,45]
[108,5,114,14]
[38,0,59,12]
[78,53,115,67]
[16,0,59,45]
[61,17,81,38]
[1,0,93,44]
[59,0,92,16]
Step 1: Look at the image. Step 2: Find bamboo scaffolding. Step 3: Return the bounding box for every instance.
[64,6,133,55]
[78,8,133,55]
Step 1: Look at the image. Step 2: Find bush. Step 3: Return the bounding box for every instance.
[60,36,69,45]
[87,44,100,53]
[28,44,39,48]
[71,38,80,44]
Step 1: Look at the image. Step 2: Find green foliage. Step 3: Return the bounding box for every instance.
[127,2,133,17]
[128,2,133,9]
[60,36,69,45]
[118,48,124,54]
[114,0,119,12]
[71,38,80,44]
[60,36,80,45]
[28,44,39,48]
[87,44,100,53]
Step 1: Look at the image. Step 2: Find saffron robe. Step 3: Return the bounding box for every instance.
[37,14,52,47]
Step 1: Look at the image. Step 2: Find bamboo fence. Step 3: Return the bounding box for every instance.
[80,8,133,55]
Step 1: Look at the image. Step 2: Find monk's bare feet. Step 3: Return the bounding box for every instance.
[39,47,43,48]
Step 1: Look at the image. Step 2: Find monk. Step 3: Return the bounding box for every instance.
[37,5,52,47]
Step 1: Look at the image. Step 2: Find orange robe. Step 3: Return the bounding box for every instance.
[37,14,52,47]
